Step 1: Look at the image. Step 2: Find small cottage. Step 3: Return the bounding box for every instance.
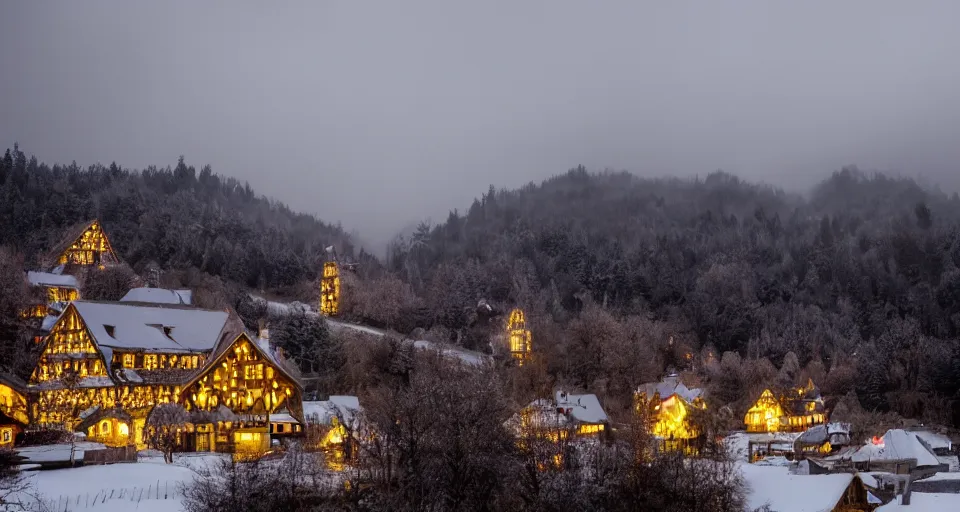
[635,373,706,453]
[742,463,877,512]
[744,379,826,433]
[794,422,852,459]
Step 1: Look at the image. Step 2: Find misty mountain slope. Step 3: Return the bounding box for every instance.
[387,167,960,381]
[0,146,367,288]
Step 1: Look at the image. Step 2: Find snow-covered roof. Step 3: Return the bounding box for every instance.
[912,430,953,451]
[120,288,192,305]
[852,429,941,467]
[71,301,229,353]
[41,314,59,332]
[795,422,852,446]
[555,391,608,424]
[26,271,79,289]
[303,396,361,426]
[637,374,703,403]
[741,463,858,512]
[269,413,299,424]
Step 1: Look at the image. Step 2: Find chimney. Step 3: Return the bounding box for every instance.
[901,476,912,505]
[258,319,269,340]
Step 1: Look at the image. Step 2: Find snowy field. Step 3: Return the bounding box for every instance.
[2,450,226,512]
[9,461,199,511]
[877,492,960,510]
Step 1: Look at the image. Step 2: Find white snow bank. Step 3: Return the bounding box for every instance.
[17,442,107,463]
[12,462,196,512]
[877,492,960,511]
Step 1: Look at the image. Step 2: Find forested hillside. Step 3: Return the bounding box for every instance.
[4,142,960,426]
[378,166,960,425]
[0,144,371,289]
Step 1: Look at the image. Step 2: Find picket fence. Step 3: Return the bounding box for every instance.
[49,480,183,511]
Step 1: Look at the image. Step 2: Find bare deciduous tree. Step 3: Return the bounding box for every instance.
[144,403,190,463]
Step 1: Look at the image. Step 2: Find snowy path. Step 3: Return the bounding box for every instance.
[249,295,490,366]
[326,319,489,366]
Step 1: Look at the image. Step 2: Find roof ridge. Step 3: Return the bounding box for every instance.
[74,299,224,313]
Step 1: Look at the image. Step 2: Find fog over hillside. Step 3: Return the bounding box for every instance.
[2,1,959,253]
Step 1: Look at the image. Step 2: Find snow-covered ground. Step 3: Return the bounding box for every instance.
[8,461,200,512]
[17,442,108,464]
[877,492,960,511]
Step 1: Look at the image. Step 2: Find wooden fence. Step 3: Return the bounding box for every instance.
[82,445,137,465]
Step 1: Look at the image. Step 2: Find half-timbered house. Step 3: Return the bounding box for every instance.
[24,298,304,455]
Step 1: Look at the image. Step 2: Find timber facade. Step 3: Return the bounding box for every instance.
[22,299,304,454]
[744,379,826,433]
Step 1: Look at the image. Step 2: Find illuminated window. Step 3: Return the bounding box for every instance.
[3,430,10,442]
[243,363,264,380]
[123,353,134,368]
[144,355,158,370]
[100,420,111,434]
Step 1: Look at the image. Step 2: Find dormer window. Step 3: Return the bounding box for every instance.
[163,326,173,338]
[104,325,116,338]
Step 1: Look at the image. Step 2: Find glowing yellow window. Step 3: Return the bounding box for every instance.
[100,420,111,434]
[122,354,134,368]
[144,355,158,370]
[118,423,129,436]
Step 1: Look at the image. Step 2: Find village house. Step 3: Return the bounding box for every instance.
[0,373,29,449]
[20,219,121,342]
[23,295,304,456]
[510,391,609,440]
[506,391,608,470]
[635,373,706,453]
[319,261,340,316]
[744,378,827,433]
[793,422,853,459]
[39,219,119,271]
[849,429,947,478]
[741,463,878,511]
[506,308,532,364]
[302,395,362,468]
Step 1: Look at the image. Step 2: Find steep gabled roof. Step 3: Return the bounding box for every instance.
[180,332,304,394]
[40,219,119,271]
[637,374,704,403]
[852,429,941,467]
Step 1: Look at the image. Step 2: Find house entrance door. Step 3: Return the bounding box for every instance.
[196,432,210,452]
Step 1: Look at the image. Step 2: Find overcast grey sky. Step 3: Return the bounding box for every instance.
[2,1,959,251]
